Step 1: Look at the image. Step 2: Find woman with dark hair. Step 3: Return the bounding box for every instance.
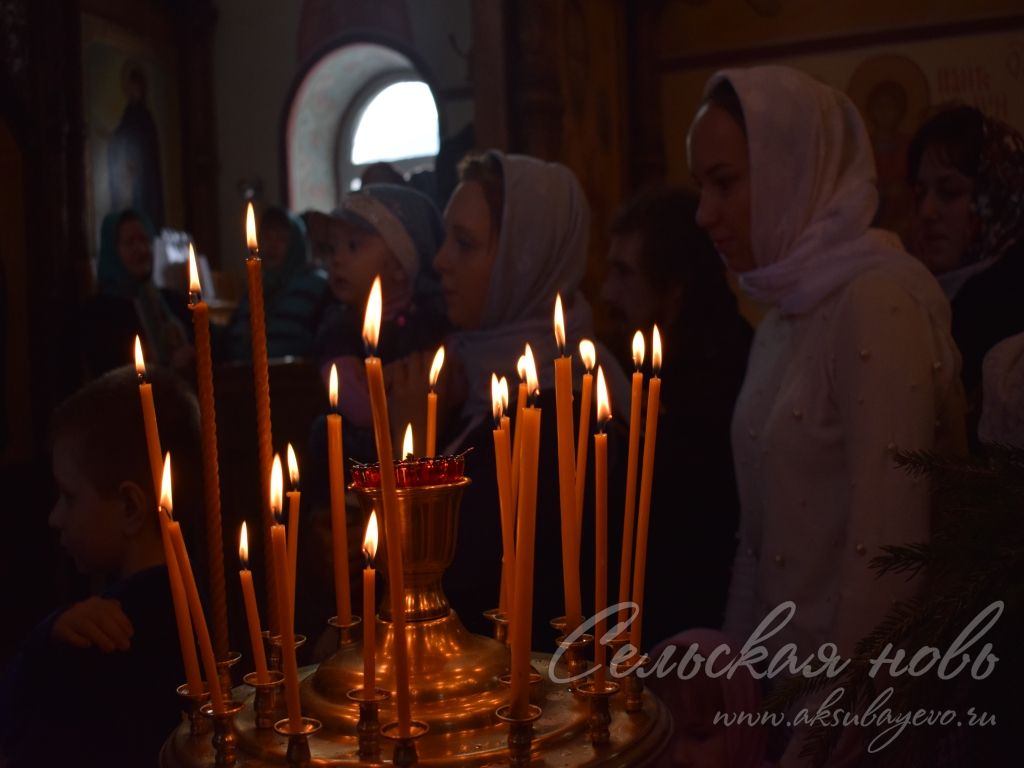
[689,67,965,764]
[80,209,192,378]
[908,106,1024,435]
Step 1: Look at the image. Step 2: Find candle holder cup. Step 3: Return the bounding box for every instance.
[381,720,429,767]
[268,633,307,673]
[498,670,544,707]
[176,683,211,738]
[200,698,244,767]
[575,679,620,746]
[216,651,242,695]
[347,687,391,762]
[483,608,510,645]
[554,631,595,690]
[243,670,285,729]
[612,653,651,714]
[327,614,362,648]
[495,703,542,768]
[273,716,322,768]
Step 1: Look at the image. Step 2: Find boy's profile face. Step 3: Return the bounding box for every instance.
[49,436,128,576]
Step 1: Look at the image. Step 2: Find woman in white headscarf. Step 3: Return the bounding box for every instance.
[688,66,965,765]
[432,151,631,644]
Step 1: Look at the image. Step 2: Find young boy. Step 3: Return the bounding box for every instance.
[0,365,203,768]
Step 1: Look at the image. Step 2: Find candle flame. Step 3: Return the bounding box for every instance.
[429,346,445,390]
[287,443,300,485]
[363,511,379,561]
[188,243,201,294]
[652,324,662,375]
[239,522,249,568]
[160,452,173,513]
[134,336,146,377]
[403,423,414,459]
[499,376,509,414]
[579,339,596,372]
[329,364,339,409]
[491,373,503,422]
[596,366,611,424]
[553,294,566,354]
[246,201,258,251]
[516,355,528,383]
[523,343,539,397]
[271,453,283,519]
[632,331,645,370]
[362,276,382,353]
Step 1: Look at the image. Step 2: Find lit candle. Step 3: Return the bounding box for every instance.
[270,455,303,731]
[362,512,379,693]
[363,276,412,735]
[238,522,270,684]
[164,454,224,714]
[499,376,511,442]
[574,340,596,525]
[134,337,164,493]
[188,247,229,660]
[629,326,661,653]
[286,444,301,631]
[510,355,528,510]
[327,364,353,627]
[491,374,515,614]
[402,423,414,459]
[509,352,541,719]
[618,331,645,624]
[426,346,444,457]
[135,344,201,695]
[245,202,279,636]
[594,367,611,690]
[552,294,582,632]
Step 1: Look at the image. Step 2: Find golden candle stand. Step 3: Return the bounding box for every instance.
[161,475,670,766]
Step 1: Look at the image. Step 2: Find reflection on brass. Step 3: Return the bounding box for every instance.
[556,631,595,688]
[161,479,671,766]
[483,607,509,645]
[613,654,651,714]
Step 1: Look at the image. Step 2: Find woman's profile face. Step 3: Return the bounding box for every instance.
[434,180,498,329]
[911,144,977,274]
[688,103,755,274]
[117,218,153,279]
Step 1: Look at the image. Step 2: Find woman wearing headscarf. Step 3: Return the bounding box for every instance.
[81,209,192,378]
[223,206,328,361]
[432,152,631,645]
[688,66,965,765]
[907,107,1024,441]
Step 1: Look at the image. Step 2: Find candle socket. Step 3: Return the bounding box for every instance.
[575,680,620,746]
[243,670,285,729]
[495,703,542,768]
[273,716,322,768]
[346,687,391,762]
[381,720,428,767]
[612,654,650,714]
[554,631,595,690]
[216,651,242,695]
[498,671,544,707]
[200,699,244,767]
[268,633,307,672]
[483,608,509,645]
[176,683,211,738]
[327,614,362,648]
